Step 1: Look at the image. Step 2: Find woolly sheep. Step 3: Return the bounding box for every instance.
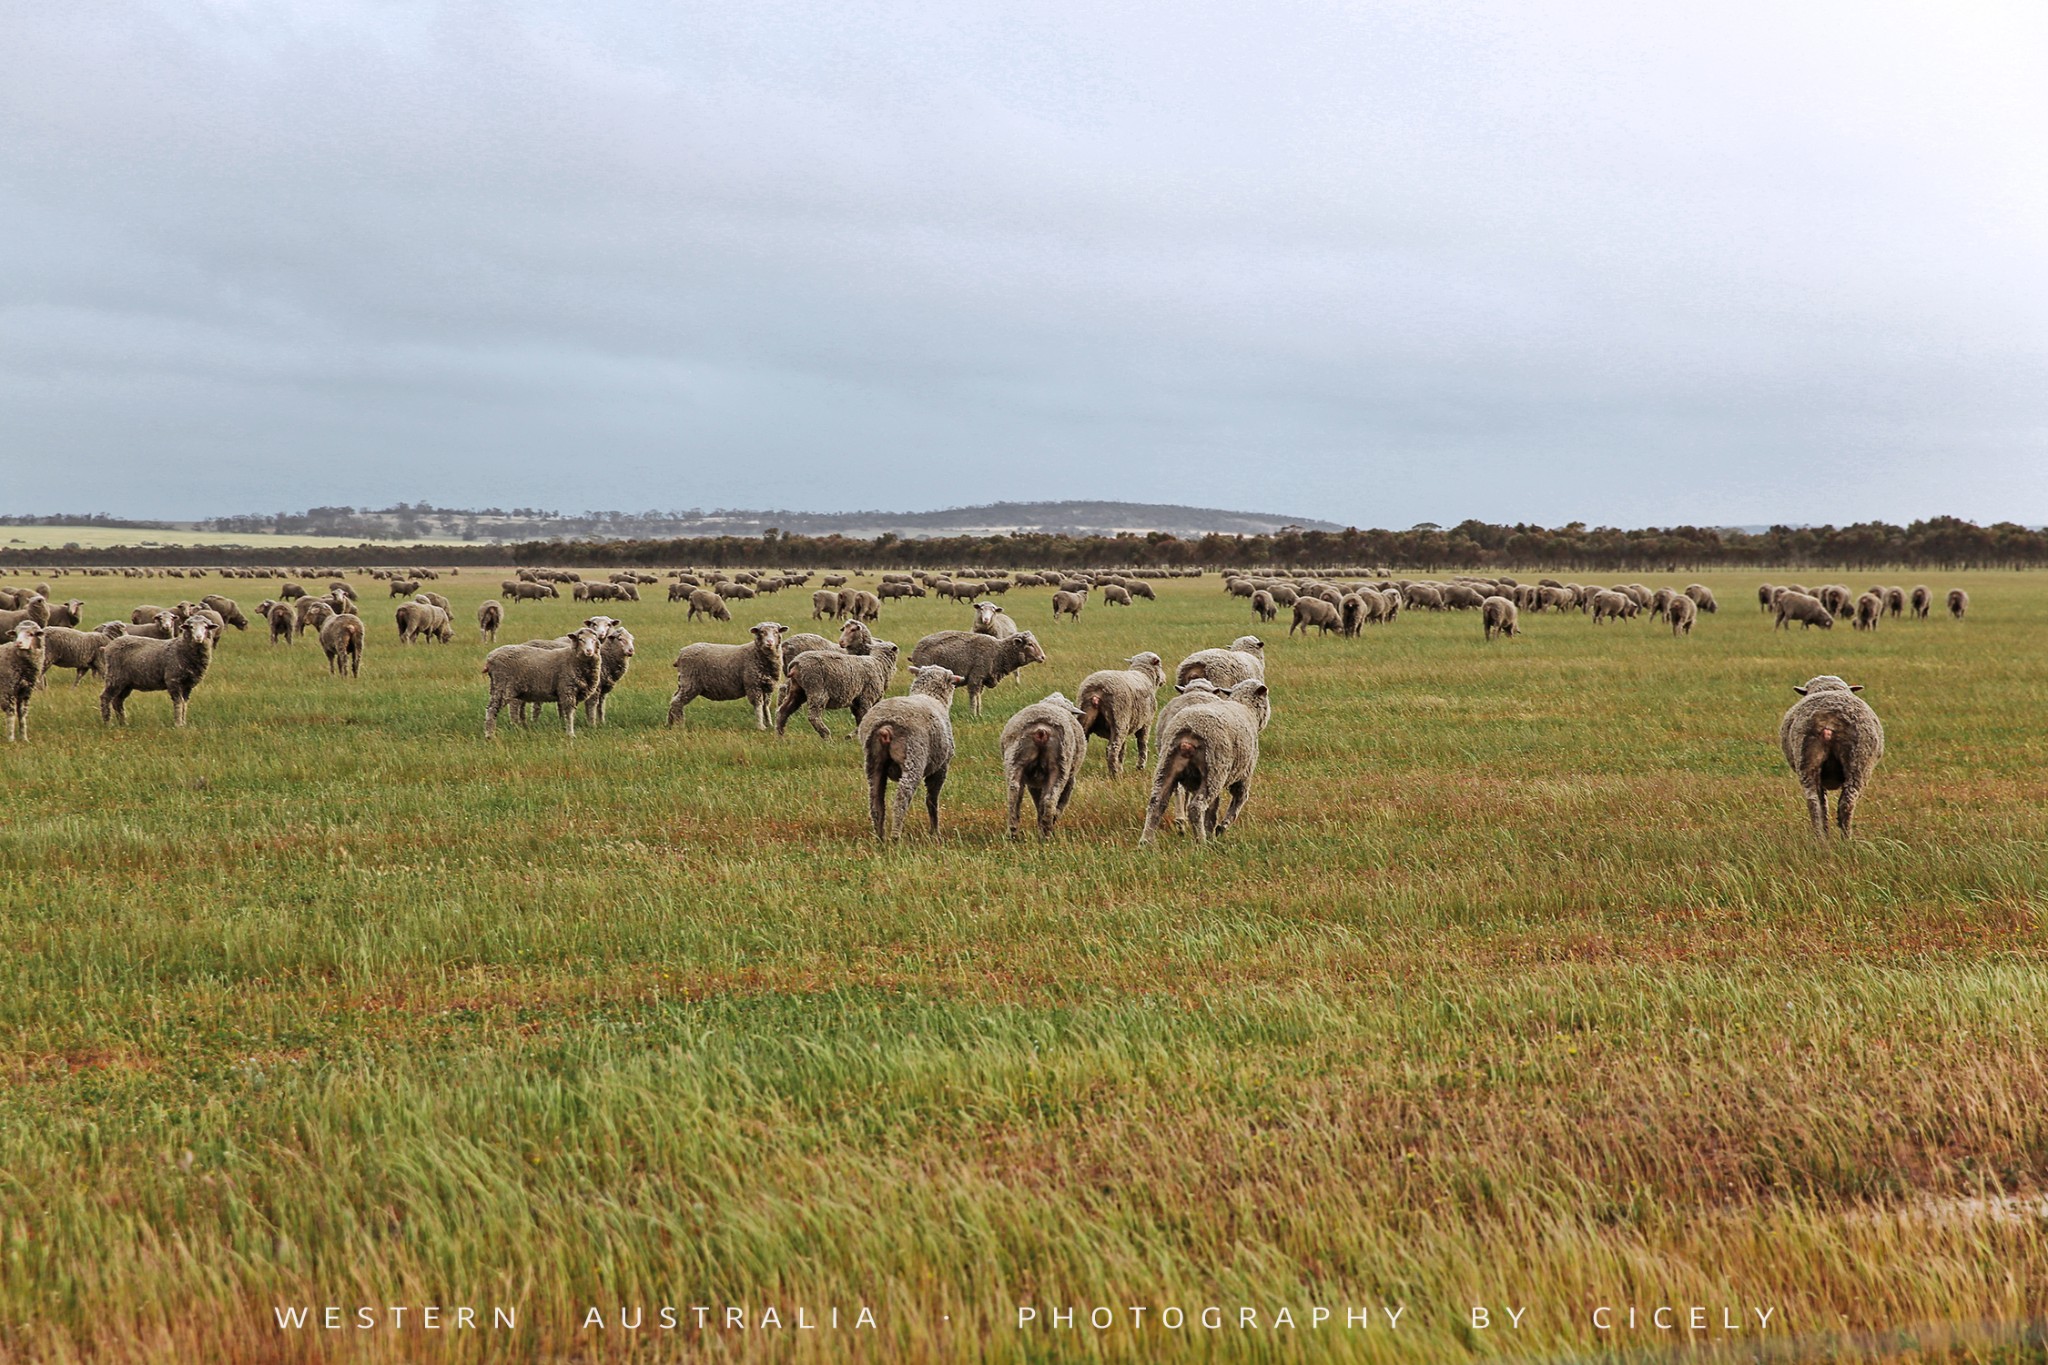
[1000,692,1088,839]
[1102,585,1133,607]
[1589,590,1631,624]
[1138,678,1269,845]
[856,664,964,840]
[1481,595,1519,640]
[667,622,787,729]
[1250,589,1278,623]
[2,622,44,741]
[1780,675,1884,839]
[972,600,1018,639]
[1075,651,1165,778]
[1290,597,1341,636]
[776,639,901,739]
[200,594,246,631]
[1666,593,1697,637]
[483,626,604,737]
[1910,585,1931,620]
[1052,589,1086,621]
[585,623,636,725]
[1948,588,1969,619]
[1852,593,1882,632]
[477,600,503,643]
[811,589,840,620]
[1774,592,1834,631]
[1174,636,1266,689]
[1884,587,1904,619]
[686,588,732,622]
[319,612,364,678]
[99,614,220,727]
[908,629,1047,718]
[35,624,118,689]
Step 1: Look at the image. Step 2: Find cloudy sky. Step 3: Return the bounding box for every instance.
[4,0,2044,527]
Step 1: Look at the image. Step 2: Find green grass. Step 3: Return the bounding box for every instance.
[2,570,2046,1363]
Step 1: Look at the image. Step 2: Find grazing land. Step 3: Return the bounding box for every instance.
[1,569,2045,1363]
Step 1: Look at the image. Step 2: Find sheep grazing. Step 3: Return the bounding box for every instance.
[1138,678,1269,846]
[319,612,364,678]
[667,622,786,729]
[1774,591,1834,631]
[1051,589,1086,622]
[99,614,220,727]
[687,588,732,623]
[1075,651,1165,778]
[1481,596,1519,640]
[199,594,246,631]
[1884,587,1904,619]
[1290,597,1341,637]
[1590,590,1637,624]
[1102,584,1133,607]
[388,579,421,599]
[856,664,963,840]
[1684,584,1717,614]
[1852,592,1882,632]
[1948,588,1969,619]
[1666,593,1698,637]
[1780,675,1884,840]
[264,601,295,645]
[2,622,45,741]
[1910,585,1932,620]
[1756,583,1775,612]
[395,600,453,644]
[776,639,901,739]
[1174,637,1265,689]
[36,624,119,689]
[477,600,504,643]
[908,630,1048,719]
[483,626,604,737]
[1000,692,1088,839]
[811,589,840,620]
[1250,589,1278,623]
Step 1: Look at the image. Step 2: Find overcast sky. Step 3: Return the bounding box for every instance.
[4,0,2045,527]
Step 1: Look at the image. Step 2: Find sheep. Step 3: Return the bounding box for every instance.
[263,601,296,645]
[45,599,86,629]
[1780,675,1884,840]
[1884,586,1904,619]
[668,581,695,603]
[1138,678,1269,845]
[1948,588,1969,619]
[483,626,604,737]
[36,624,119,689]
[906,630,1047,719]
[1075,651,1165,778]
[2,622,45,741]
[1052,589,1086,621]
[1290,597,1341,636]
[585,623,636,725]
[478,600,504,643]
[395,600,453,644]
[415,590,453,613]
[1000,692,1088,839]
[687,588,733,622]
[1481,595,1519,640]
[667,622,787,729]
[319,612,364,678]
[1757,583,1775,612]
[848,590,883,621]
[1666,593,1698,636]
[1774,591,1834,631]
[509,581,557,602]
[1817,584,1854,618]
[295,597,338,637]
[0,596,51,634]
[1250,589,1278,623]
[972,600,1018,639]
[776,639,902,738]
[811,589,840,620]
[1910,585,1931,620]
[198,594,246,631]
[388,579,421,598]
[855,665,963,840]
[1174,636,1265,689]
[99,614,220,727]
[1101,584,1133,607]
[1852,592,1882,632]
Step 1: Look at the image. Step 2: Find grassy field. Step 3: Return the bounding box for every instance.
[0,525,466,550]
[2,569,2045,1363]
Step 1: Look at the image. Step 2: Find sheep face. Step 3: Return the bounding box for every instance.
[9,621,42,649]
[973,602,999,628]
[1015,632,1048,666]
[182,616,220,647]
[751,622,785,654]
[1231,636,1265,654]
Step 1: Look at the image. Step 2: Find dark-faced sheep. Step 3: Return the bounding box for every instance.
[319,613,364,678]
[667,622,786,729]
[856,665,963,841]
[1075,651,1165,778]
[1000,692,1087,839]
[908,630,1047,719]
[99,614,220,727]
[483,626,604,738]
[1138,679,1269,846]
[1780,675,1883,839]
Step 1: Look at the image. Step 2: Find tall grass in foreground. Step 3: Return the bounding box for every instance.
[1,570,2045,1362]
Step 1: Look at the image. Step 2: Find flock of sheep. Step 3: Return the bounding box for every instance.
[0,561,1968,842]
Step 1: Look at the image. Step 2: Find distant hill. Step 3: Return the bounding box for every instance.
[5,501,1347,544]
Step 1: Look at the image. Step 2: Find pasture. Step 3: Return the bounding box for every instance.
[2,569,2045,1363]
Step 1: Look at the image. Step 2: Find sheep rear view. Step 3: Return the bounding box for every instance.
[856,665,963,840]
[1138,679,1269,846]
[1075,652,1165,778]
[319,613,364,678]
[1779,676,1884,839]
[1000,692,1087,839]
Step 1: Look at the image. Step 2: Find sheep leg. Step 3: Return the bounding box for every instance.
[558,692,577,736]
[806,698,833,740]
[1133,724,1148,770]
[772,684,803,736]
[484,696,502,738]
[869,766,893,839]
[1218,777,1253,833]
[1035,781,1058,840]
[4,708,14,742]
[923,768,946,835]
[969,685,983,720]
[172,691,188,728]
[665,689,690,726]
[1836,784,1861,839]
[1005,777,1026,839]
[891,773,920,841]
[1805,786,1829,840]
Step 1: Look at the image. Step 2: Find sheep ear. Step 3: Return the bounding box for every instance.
[1792,686,1807,695]
[1849,684,1863,692]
